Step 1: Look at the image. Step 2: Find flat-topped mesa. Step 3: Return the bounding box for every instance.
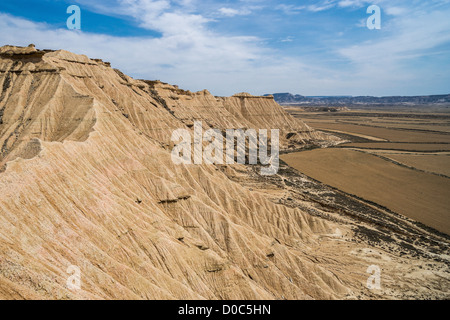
[0,44,56,64]
[144,84,340,148]
[224,93,338,147]
[232,92,274,99]
[0,44,38,55]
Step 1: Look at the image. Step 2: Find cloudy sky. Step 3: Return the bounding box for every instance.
[1,0,449,96]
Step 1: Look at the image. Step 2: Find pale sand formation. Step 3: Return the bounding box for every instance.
[0,45,448,300]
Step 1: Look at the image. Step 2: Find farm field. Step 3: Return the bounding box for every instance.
[345,122,450,133]
[281,148,450,235]
[380,154,450,177]
[340,142,450,152]
[305,122,450,143]
[284,107,450,235]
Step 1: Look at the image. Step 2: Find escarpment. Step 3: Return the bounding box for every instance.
[0,44,338,169]
[0,45,448,300]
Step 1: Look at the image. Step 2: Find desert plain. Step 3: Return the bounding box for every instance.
[283,107,450,235]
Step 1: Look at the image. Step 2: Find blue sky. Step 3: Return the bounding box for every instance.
[0,0,449,96]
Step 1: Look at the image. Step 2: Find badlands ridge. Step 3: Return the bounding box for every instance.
[0,44,448,299]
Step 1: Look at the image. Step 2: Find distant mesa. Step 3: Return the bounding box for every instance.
[267,92,450,107]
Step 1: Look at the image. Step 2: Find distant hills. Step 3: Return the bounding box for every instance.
[267,93,450,107]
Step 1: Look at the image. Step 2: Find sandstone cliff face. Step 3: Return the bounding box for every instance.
[0,45,448,300]
[0,44,337,168]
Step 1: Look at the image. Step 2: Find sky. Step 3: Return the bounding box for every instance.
[0,0,449,97]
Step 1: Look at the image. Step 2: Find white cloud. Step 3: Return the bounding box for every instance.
[0,12,302,96]
[336,5,450,94]
[280,36,294,42]
[0,13,258,80]
[307,1,336,12]
[275,4,305,14]
[339,9,450,63]
[218,7,252,17]
[384,6,407,16]
[338,0,370,8]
